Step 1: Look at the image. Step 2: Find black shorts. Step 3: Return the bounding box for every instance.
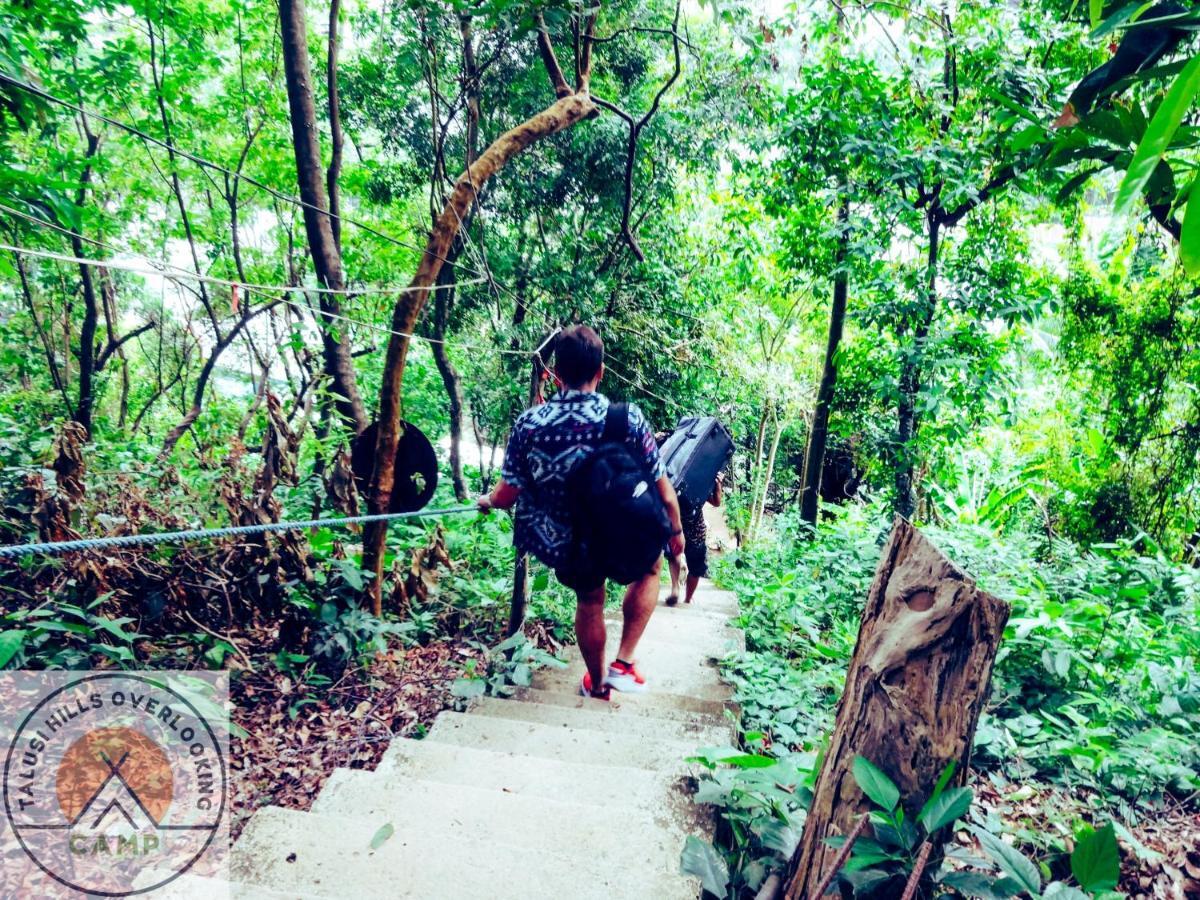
[554,544,658,594]
[667,538,709,578]
[684,539,708,578]
[555,545,605,594]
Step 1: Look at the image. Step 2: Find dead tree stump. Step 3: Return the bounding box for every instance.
[784,517,1010,900]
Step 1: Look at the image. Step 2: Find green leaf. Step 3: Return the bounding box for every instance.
[971,827,1041,896]
[0,630,26,668]
[852,756,899,812]
[939,870,1021,899]
[917,786,973,833]
[1113,54,1200,225]
[680,835,729,897]
[719,753,778,769]
[928,760,958,803]
[1180,173,1200,274]
[1071,823,1120,892]
[1089,0,1104,27]
[203,642,232,667]
[368,823,394,850]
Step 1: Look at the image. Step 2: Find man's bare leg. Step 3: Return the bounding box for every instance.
[575,586,607,692]
[685,573,701,604]
[617,557,662,662]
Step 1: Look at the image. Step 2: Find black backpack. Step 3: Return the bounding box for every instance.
[569,403,672,585]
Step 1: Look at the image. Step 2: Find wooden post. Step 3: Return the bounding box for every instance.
[505,357,541,638]
[784,517,1010,900]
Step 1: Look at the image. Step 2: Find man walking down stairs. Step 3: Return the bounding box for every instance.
[152,581,743,899]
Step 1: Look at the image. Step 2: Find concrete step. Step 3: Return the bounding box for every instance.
[132,871,327,899]
[311,768,700,866]
[562,635,730,684]
[537,651,734,702]
[231,806,697,900]
[465,695,732,745]
[425,711,700,771]
[511,684,731,721]
[616,612,745,654]
[661,587,739,612]
[377,737,673,808]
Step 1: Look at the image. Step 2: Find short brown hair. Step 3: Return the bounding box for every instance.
[554,325,604,389]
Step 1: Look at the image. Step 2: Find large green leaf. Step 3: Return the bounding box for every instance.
[680,835,729,897]
[917,786,973,833]
[1070,823,1120,892]
[0,629,25,668]
[852,756,899,812]
[971,827,1042,896]
[1180,173,1200,274]
[1113,54,1200,225]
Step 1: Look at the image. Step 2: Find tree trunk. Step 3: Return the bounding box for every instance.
[360,91,597,615]
[784,517,1010,900]
[160,303,281,457]
[326,0,344,251]
[748,400,770,541]
[895,214,939,520]
[278,0,367,433]
[756,408,783,530]
[431,249,469,501]
[799,197,850,527]
[71,131,102,438]
[507,359,541,637]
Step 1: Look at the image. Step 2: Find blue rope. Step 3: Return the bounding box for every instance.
[0,505,478,560]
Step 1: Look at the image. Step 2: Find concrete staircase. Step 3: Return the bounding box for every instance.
[175,583,742,899]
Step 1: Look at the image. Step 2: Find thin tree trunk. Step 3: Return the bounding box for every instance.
[160,303,281,457]
[784,518,1010,899]
[431,256,469,501]
[754,406,783,535]
[71,131,102,438]
[424,14,483,505]
[799,196,850,527]
[278,0,367,434]
[15,251,71,412]
[361,87,598,613]
[326,0,344,251]
[895,213,939,520]
[99,271,132,428]
[507,359,540,637]
[748,400,770,540]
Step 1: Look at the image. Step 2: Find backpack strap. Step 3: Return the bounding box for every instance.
[602,402,630,444]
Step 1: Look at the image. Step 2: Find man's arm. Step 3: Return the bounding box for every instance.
[658,476,685,557]
[478,479,521,512]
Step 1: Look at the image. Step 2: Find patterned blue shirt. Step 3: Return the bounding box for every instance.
[502,389,664,568]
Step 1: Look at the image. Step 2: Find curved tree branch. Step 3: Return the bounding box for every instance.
[592,0,682,263]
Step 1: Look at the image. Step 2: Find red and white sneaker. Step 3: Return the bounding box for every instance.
[579,673,611,701]
[604,660,648,693]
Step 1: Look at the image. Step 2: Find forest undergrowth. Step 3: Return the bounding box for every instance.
[692,502,1200,899]
[0,416,579,836]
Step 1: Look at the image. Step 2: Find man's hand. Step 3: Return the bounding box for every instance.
[478,479,520,513]
[668,530,685,558]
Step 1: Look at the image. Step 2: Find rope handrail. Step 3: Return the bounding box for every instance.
[0,505,479,559]
[0,243,487,297]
